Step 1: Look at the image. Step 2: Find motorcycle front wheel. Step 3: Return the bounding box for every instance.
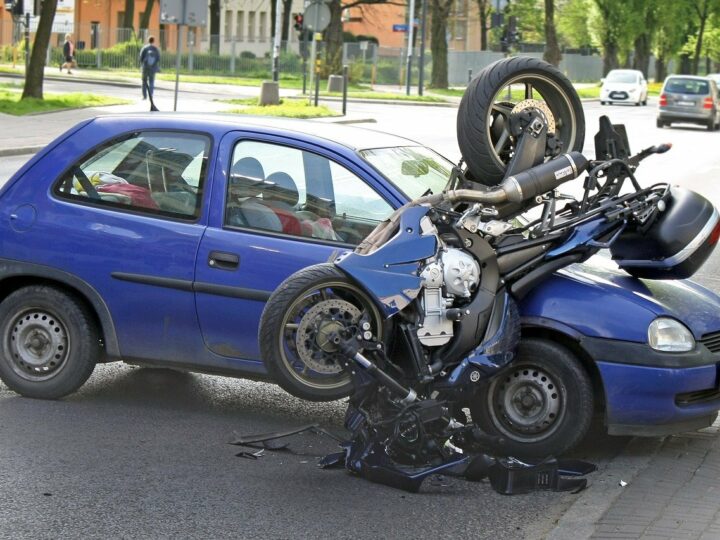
[457,56,585,185]
[259,263,384,402]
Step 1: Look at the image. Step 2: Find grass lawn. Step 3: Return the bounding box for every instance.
[321,90,447,103]
[428,84,601,99]
[0,87,130,115]
[223,98,339,118]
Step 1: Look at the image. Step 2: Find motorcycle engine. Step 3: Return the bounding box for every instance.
[417,248,480,346]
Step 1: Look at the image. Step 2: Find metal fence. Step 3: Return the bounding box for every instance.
[0,20,612,85]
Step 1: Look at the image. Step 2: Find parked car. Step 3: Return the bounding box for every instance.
[657,75,720,130]
[600,69,648,106]
[1,115,719,456]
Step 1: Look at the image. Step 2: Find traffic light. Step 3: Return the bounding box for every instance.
[293,14,304,32]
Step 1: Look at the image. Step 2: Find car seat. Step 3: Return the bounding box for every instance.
[226,157,282,232]
[263,172,303,236]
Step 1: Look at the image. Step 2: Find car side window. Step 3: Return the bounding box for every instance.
[226,140,393,245]
[54,131,210,219]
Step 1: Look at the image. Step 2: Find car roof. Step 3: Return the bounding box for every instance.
[607,69,641,74]
[664,74,711,81]
[88,113,422,153]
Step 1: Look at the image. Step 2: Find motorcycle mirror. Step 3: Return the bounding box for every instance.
[653,143,672,154]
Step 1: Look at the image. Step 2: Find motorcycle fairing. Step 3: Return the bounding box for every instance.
[336,205,438,317]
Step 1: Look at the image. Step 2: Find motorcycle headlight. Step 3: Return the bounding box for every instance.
[648,318,695,352]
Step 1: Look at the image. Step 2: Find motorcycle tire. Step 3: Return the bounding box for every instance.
[470,338,594,458]
[457,57,585,185]
[259,263,384,402]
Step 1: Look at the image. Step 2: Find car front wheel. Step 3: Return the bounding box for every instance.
[470,338,594,458]
[0,286,100,399]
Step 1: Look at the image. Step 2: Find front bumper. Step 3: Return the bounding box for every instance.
[581,336,720,436]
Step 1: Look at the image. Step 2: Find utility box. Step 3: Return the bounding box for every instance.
[327,75,344,93]
[259,81,280,106]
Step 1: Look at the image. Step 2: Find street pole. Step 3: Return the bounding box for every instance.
[418,0,427,96]
[272,0,283,81]
[405,0,416,96]
[173,0,187,111]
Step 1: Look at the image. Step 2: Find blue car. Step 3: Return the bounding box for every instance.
[1,114,718,456]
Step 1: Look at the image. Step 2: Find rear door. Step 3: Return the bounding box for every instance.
[193,131,399,361]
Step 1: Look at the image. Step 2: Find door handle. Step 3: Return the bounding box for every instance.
[208,251,240,270]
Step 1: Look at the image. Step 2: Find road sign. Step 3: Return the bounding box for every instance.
[160,0,208,26]
[304,2,330,32]
[393,24,408,32]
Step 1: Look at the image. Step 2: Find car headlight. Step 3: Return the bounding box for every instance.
[648,318,695,352]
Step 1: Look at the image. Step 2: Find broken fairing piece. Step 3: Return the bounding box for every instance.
[465,455,597,495]
[230,424,344,447]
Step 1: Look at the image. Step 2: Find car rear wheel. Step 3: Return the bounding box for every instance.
[600,101,606,105]
[0,286,100,399]
[707,117,715,131]
[656,119,665,128]
[470,338,594,458]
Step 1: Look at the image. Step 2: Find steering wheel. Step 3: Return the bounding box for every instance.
[72,167,101,200]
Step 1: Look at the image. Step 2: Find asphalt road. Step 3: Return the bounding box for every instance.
[0,86,719,539]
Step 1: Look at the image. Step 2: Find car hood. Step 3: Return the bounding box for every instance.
[602,82,639,91]
[520,254,720,341]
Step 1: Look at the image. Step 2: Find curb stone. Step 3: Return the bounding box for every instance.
[545,436,665,540]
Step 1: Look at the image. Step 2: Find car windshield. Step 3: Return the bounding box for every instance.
[665,78,710,95]
[359,146,454,200]
[606,72,637,83]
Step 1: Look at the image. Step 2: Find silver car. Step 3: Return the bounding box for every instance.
[657,75,720,130]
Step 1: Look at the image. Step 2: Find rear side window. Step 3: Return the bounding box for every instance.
[664,78,710,95]
[54,131,211,220]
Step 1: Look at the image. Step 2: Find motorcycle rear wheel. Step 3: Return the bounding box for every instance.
[457,57,585,185]
[470,338,593,458]
[259,263,384,402]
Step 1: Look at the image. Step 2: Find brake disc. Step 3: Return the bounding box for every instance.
[511,99,556,135]
[296,299,362,374]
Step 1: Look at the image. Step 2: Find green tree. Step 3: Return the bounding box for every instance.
[556,0,593,49]
[430,0,453,88]
[543,0,561,66]
[653,2,691,80]
[123,0,135,31]
[476,0,492,50]
[508,0,544,43]
[22,0,59,100]
[591,0,632,75]
[690,0,720,73]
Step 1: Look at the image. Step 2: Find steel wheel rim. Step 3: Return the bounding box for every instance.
[278,281,382,392]
[487,363,566,442]
[7,308,69,382]
[485,73,578,172]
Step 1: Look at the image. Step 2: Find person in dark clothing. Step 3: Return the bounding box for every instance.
[139,36,161,100]
[61,34,74,74]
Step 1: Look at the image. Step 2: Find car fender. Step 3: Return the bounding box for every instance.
[0,257,120,358]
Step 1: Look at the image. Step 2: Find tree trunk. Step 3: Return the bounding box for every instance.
[324,0,344,75]
[22,0,59,100]
[601,40,618,75]
[655,57,666,82]
[209,0,220,54]
[477,0,489,51]
[430,0,452,88]
[632,33,650,78]
[139,0,155,30]
[281,0,293,51]
[542,0,561,66]
[693,4,708,74]
[123,0,135,33]
[679,53,692,74]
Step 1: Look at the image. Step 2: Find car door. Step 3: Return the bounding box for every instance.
[193,131,399,362]
[47,129,212,363]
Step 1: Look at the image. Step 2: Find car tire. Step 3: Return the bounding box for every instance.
[259,263,384,402]
[635,100,641,106]
[470,338,594,458]
[0,286,100,399]
[457,56,585,185]
[656,119,665,128]
[707,117,715,131]
[600,101,605,105]
[642,99,648,106]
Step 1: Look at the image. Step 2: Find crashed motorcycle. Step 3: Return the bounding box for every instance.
[256,58,720,493]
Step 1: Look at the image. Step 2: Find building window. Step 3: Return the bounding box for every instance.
[224,10,233,41]
[248,11,255,42]
[236,11,244,40]
[259,12,267,42]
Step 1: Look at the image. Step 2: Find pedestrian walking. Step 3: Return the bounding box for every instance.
[139,36,161,100]
[60,34,75,74]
